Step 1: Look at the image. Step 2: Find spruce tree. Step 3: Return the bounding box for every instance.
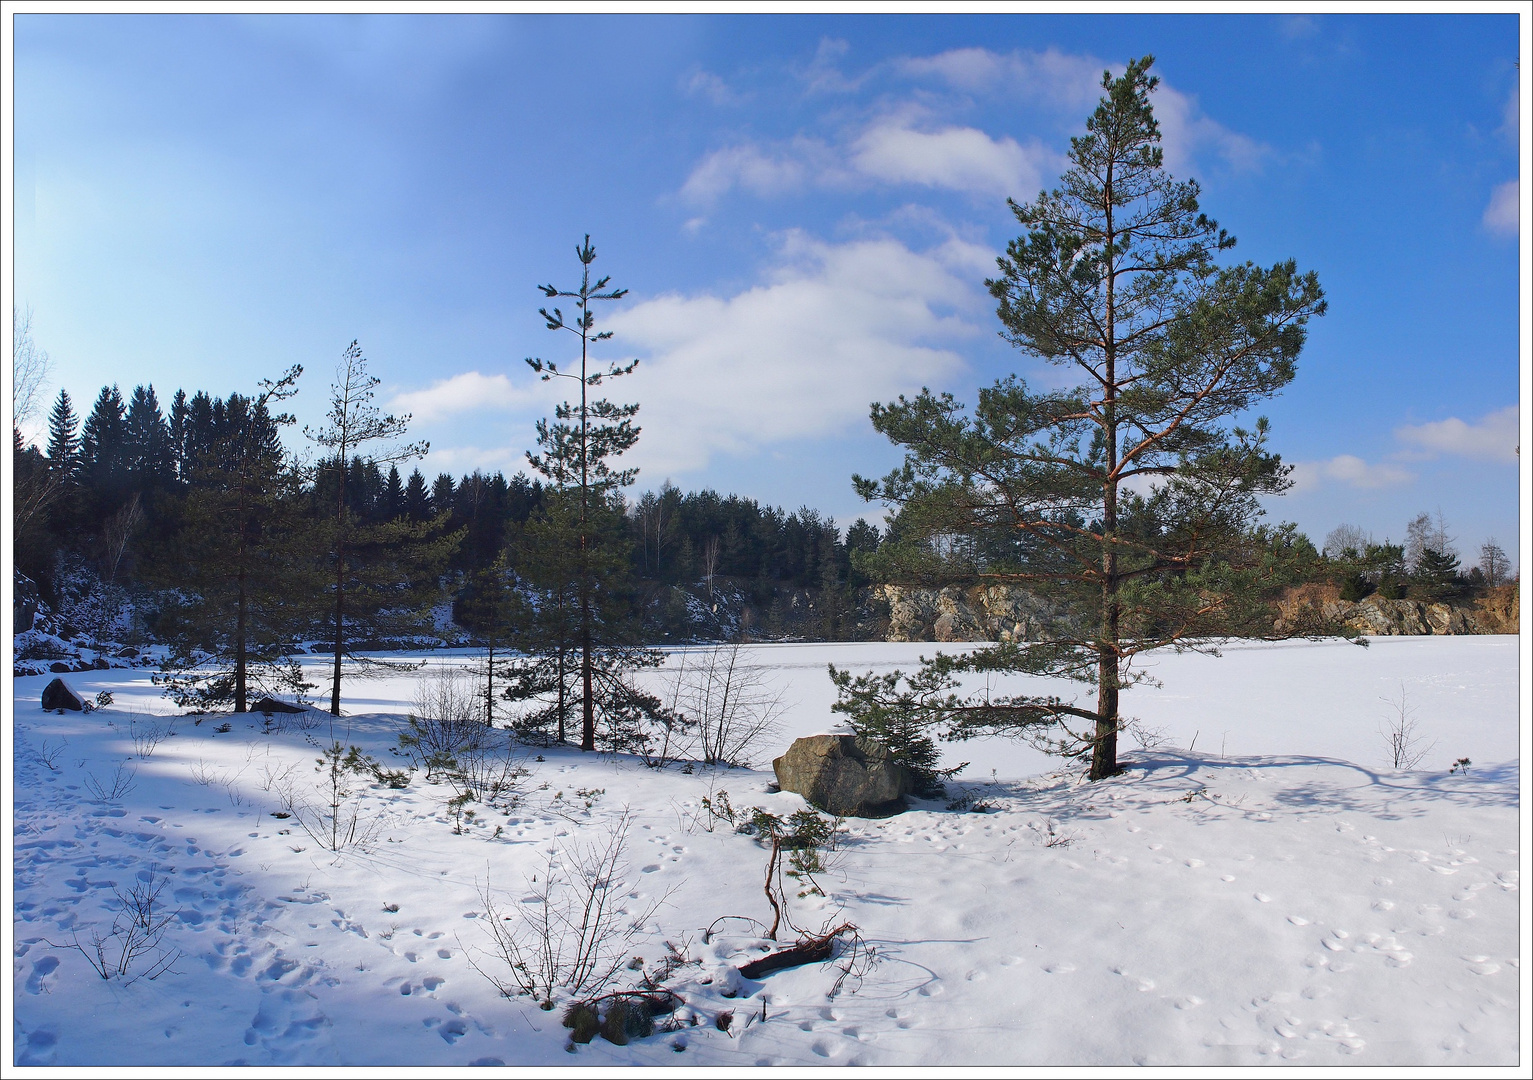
[152,367,314,712]
[125,385,174,495]
[47,389,80,481]
[80,384,129,512]
[403,468,432,521]
[845,58,1326,781]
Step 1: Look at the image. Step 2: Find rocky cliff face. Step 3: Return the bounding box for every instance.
[878,584,1077,643]
[881,580,1519,643]
[1265,582,1516,638]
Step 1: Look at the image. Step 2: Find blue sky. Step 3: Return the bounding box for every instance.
[11,12,1526,565]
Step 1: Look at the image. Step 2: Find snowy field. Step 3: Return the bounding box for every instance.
[11,636,1523,1067]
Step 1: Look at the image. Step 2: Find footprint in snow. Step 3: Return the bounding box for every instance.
[24,955,59,994]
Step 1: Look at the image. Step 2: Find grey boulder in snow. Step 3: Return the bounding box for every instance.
[773,734,914,817]
[41,678,86,712]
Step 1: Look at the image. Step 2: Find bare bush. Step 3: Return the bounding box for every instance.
[402,666,491,780]
[450,738,532,809]
[188,759,220,787]
[669,644,785,767]
[84,761,137,802]
[465,811,669,1007]
[44,865,180,984]
[258,759,299,792]
[1381,682,1435,770]
[35,737,67,771]
[276,743,387,853]
[128,713,173,760]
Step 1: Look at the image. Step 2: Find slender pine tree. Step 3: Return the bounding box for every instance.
[520,236,645,751]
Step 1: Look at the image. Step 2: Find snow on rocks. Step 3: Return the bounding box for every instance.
[10,638,1521,1066]
[39,677,87,712]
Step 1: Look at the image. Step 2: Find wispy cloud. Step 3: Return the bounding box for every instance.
[1279,15,1320,40]
[1396,405,1519,463]
[683,69,742,107]
[682,45,1271,209]
[1498,85,1518,142]
[390,370,538,423]
[605,231,982,476]
[680,138,834,203]
[896,46,1269,176]
[1482,180,1519,236]
[1150,83,1271,175]
[1289,455,1415,492]
[896,46,1104,112]
[796,37,867,95]
[851,117,1062,199]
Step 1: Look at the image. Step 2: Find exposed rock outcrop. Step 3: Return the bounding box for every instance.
[1274,582,1517,637]
[885,579,1517,642]
[879,584,1076,643]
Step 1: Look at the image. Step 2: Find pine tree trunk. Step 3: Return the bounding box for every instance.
[1091,164,1122,782]
[580,594,595,752]
[330,565,344,717]
[331,459,347,717]
[485,639,495,726]
[235,571,248,713]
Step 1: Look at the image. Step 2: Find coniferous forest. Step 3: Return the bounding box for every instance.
[12,352,892,678]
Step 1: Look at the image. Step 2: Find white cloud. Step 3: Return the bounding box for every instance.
[1289,455,1414,492]
[851,120,1061,199]
[1482,180,1519,236]
[681,118,1060,206]
[897,46,1268,177]
[896,46,1104,112]
[1150,84,1270,175]
[421,443,527,476]
[680,140,827,203]
[1395,405,1519,463]
[390,370,537,423]
[799,37,865,95]
[684,70,739,107]
[604,232,983,476]
[1499,86,1518,142]
[680,48,1264,208]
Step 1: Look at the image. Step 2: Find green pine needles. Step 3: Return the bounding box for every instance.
[848,57,1327,781]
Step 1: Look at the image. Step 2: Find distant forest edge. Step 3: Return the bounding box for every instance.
[13,376,1519,675]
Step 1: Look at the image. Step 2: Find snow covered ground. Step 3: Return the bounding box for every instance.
[10,636,1523,1067]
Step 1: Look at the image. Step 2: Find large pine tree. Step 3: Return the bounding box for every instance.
[846,58,1326,781]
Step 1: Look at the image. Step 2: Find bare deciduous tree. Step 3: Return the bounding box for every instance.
[12,305,51,437]
[1478,539,1511,587]
[1323,523,1371,559]
[671,644,786,767]
[1380,682,1434,770]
